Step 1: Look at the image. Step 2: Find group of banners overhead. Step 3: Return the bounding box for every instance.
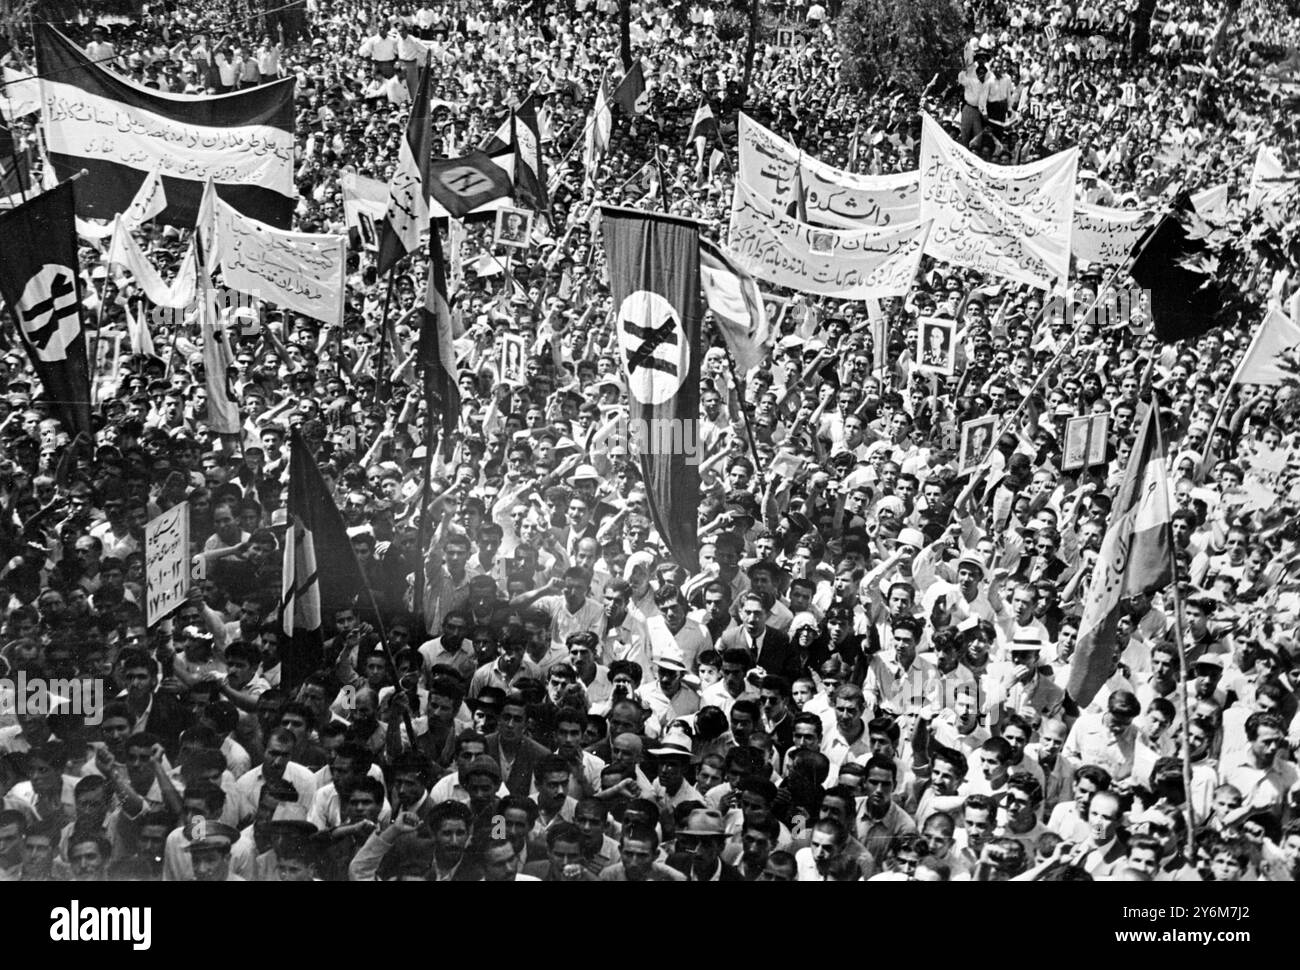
[35,24,295,229]
[737,113,921,228]
[727,180,930,299]
[919,114,1078,289]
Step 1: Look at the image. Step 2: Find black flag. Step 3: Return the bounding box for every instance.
[0,179,92,438]
[281,430,371,691]
[1128,192,1223,344]
[600,207,702,572]
[612,61,647,115]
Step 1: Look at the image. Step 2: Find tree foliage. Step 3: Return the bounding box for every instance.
[839,0,965,94]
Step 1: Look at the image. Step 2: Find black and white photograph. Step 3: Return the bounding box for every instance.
[493,205,533,249]
[1063,413,1112,470]
[808,229,835,254]
[0,0,1292,946]
[959,414,997,476]
[915,315,957,374]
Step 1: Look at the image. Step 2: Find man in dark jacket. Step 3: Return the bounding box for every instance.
[667,808,744,881]
[484,692,551,797]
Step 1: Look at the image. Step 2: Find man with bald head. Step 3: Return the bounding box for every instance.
[574,537,610,598]
[1068,789,1126,878]
[1026,718,1075,818]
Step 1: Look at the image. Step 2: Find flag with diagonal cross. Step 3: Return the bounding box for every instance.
[600,207,702,572]
[0,179,92,438]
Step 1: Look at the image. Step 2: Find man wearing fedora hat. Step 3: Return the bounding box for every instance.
[640,652,700,737]
[648,729,701,810]
[666,809,743,881]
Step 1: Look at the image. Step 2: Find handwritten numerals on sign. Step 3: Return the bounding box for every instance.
[145,502,191,626]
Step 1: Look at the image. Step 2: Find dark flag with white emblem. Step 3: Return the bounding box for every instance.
[0,179,92,438]
[600,207,702,572]
[281,430,369,692]
[427,151,514,219]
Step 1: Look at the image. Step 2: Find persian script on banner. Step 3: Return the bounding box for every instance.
[36,24,295,227]
[727,180,931,299]
[738,113,921,228]
[919,114,1077,289]
[211,198,346,327]
[1072,202,1153,265]
[145,502,190,626]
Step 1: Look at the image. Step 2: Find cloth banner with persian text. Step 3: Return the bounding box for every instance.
[1072,202,1153,265]
[210,197,346,327]
[919,114,1077,289]
[727,180,931,299]
[737,113,921,228]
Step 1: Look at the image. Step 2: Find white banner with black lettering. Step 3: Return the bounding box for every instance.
[738,113,921,228]
[727,180,931,299]
[919,114,1077,289]
[1072,202,1153,266]
[210,198,346,327]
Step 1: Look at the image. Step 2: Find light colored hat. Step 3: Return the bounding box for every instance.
[649,729,693,759]
[678,808,727,837]
[897,528,926,550]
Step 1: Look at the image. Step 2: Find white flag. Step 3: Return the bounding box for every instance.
[76,167,168,240]
[1247,146,1294,211]
[1233,307,1300,387]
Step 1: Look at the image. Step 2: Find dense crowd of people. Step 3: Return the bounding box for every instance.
[0,0,1299,882]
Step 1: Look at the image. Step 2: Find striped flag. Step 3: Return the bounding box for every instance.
[377,60,434,274]
[583,83,613,193]
[197,272,241,436]
[281,430,370,692]
[421,223,460,452]
[35,24,294,228]
[790,155,808,222]
[482,95,548,212]
[687,101,718,146]
[511,99,549,212]
[1067,405,1173,707]
[699,239,771,374]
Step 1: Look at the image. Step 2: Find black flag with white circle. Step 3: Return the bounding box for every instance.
[0,179,92,438]
[600,207,702,573]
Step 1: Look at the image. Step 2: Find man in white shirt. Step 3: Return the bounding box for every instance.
[358,25,397,77]
[234,729,317,825]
